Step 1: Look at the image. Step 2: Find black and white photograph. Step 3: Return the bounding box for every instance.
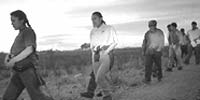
[0,0,200,100]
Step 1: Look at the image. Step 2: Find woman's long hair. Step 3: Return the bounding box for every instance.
[10,10,32,28]
[92,11,106,25]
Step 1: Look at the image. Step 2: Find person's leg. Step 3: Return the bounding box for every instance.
[144,54,153,82]
[92,54,101,76]
[3,72,25,100]
[175,45,183,70]
[20,68,53,100]
[152,63,157,78]
[81,53,101,98]
[154,51,162,81]
[184,44,193,64]
[173,56,178,68]
[80,71,97,98]
[183,45,188,58]
[181,45,184,58]
[96,52,111,98]
[87,72,97,93]
[180,45,187,58]
[197,45,200,64]
[167,46,174,71]
[109,51,114,70]
[194,44,200,64]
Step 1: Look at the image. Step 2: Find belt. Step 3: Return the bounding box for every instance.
[93,45,110,53]
[13,62,35,72]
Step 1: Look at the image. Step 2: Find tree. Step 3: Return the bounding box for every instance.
[81,43,90,50]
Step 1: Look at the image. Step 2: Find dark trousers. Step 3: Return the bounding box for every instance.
[144,51,162,81]
[3,67,53,100]
[185,44,193,64]
[86,71,97,93]
[194,44,200,64]
[181,45,188,58]
[185,44,200,64]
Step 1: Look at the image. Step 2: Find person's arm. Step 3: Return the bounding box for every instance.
[168,32,172,45]
[187,31,192,42]
[105,27,118,54]
[4,54,14,66]
[90,30,96,53]
[159,31,165,51]
[194,31,200,42]
[142,32,148,56]
[12,46,34,63]
[185,35,190,43]
[10,29,36,64]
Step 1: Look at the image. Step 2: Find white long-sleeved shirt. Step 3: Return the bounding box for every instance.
[90,24,118,51]
[187,28,200,46]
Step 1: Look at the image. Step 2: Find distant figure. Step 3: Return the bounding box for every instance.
[186,21,200,65]
[3,10,53,100]
[167,24,178,70]
[180,28,190,59]
[80,11,118,100]
[167,22,184,72]
[142,20,164,84]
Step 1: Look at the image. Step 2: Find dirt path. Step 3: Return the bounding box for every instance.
[116,63,200,100]
[0,62,200,100]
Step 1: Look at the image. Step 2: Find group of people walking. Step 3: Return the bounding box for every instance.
[142,20,200,84]
[2,10,200,100]
[167,21,200,71]
[3,10,117,100]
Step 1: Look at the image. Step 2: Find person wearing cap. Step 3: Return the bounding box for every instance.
[167,22,184,71]
[186,21,200,65]
[142,20,164,84]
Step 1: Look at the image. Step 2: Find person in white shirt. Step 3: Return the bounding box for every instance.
[81,12,118,100]
[142,20,164,84]
[186,21,200,64]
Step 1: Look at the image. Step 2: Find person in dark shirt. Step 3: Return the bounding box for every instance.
[142,20,164,84]
[180,28,190,59]
[3,10,53,100]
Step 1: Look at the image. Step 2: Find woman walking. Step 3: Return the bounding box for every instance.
[3,10,53,100]
[89,11,118,100]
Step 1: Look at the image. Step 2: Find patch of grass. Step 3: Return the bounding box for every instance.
[0,47,170,100]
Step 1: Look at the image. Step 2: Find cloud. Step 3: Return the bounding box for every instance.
[65,0,200,32]
[66,0,200,20]
[0,0,26,5]
[38,37,81,50]
[37,32,90,50]
[1,0,200,52]
[40,34,73,39]
[42,0,200,50]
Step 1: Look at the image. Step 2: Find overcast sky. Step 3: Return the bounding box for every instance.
[0,0,200,52]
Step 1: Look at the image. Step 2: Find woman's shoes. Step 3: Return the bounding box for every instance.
[102,95,112,100]
[80,92,94,99]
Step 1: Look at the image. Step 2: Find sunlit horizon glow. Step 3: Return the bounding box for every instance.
[0,0,200,53]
